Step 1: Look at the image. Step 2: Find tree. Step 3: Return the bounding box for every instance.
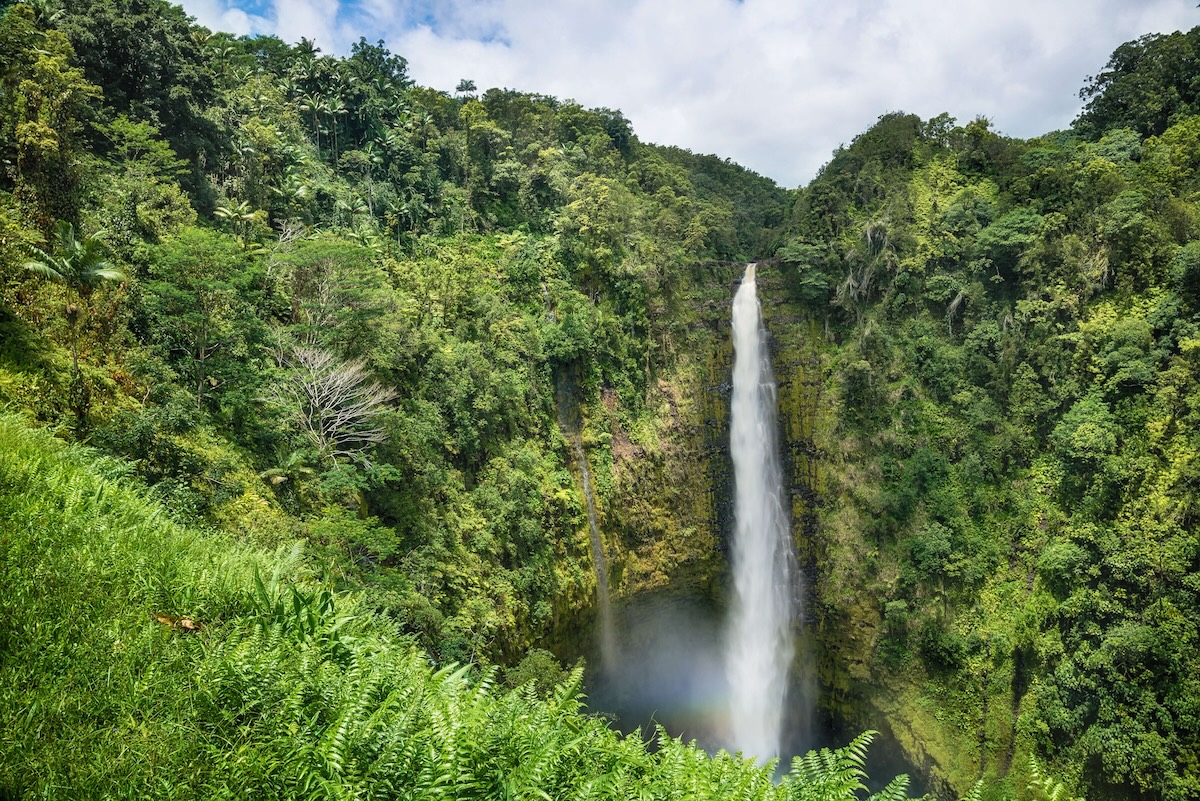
[56,0,224,200]
[347,37,410,88]
[0,7,102,229]
[141,227,264,412]
[1170,240,1200,304]
[278,345,396,464]
[23,221,124,374]
[275,237,390,357]
[1075,28,1200,139]
[556,173,638,295]
[976,206,1042,278]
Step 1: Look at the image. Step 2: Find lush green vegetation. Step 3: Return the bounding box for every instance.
[777,31,1200,801]
[0,413,920,799]
[1,0,1198,798]
[0,0,786,668]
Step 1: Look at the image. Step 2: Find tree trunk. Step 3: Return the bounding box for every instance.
[65,302,80,376]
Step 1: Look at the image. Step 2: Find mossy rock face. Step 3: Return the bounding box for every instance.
[604,373,724,600]
[755,262,982,798]
[544,264,740,659]
[558,264,744,608]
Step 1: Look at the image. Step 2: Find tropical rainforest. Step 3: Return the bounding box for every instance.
[0,1,1197,798]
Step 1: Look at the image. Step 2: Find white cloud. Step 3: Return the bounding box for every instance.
[179,0,1199,186]
[180,0,272,36]
[270,0,343,50]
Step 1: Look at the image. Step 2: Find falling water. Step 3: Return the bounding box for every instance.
[725,262,797,762]
[574,437,618,673]
[554,361,618,677]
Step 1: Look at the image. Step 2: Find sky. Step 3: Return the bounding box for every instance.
[178,0,1199,188]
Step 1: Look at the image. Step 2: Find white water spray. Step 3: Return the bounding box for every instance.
[725,263,796,762]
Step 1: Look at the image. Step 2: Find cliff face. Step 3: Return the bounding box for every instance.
[560,264,740,621]
[603,264,742,602]
[757,263,970,797]
[543,263,732,667]
[585,262,828,607]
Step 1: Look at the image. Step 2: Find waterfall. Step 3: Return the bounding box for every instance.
[575,436,617,673]
[554,364,617,677]
[725,262,797,762]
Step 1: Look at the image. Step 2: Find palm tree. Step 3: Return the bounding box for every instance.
[335,193,369,228]
[346,228,383,256]
[28,0,65,26]
[23,221,125,374]
[271,172,312,219]
[214,200,257,238]
[298,92,323,152]
[327,96,348,162]
[277,76,299,100]
[296,37,319,58]
[359,141,384,214]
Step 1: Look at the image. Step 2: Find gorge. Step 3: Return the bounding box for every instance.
[580,261,923,793]
[2,4,1199,798]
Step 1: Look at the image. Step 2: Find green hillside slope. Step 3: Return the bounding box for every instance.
[1,1,1197,797]
[0,413,915,799]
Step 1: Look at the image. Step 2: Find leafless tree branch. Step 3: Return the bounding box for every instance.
[279,346,397,462]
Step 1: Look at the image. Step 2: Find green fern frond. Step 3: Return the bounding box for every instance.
[959,779,985,801]
[869,774,911,801]
[1027,755,1082,801]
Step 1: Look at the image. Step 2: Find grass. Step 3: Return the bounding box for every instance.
[0,413,916,800]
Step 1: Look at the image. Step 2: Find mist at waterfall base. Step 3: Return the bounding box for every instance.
[583,593,812,760]
[582,597,925,794]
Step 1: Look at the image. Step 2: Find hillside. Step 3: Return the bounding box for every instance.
[1,2,1199,798]
[772,33,1200,798]
[0,412,915,798]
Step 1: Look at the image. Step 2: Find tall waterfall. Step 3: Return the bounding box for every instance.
[725,262,796,762]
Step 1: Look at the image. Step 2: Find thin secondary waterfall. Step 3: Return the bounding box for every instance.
[725,262,797,762]
[554,365,617,677]
[575,437,618,673]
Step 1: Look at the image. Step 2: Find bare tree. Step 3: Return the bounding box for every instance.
[280,346,397,462]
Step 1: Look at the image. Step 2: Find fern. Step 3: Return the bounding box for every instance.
[1027,755,1083,801]
[0,416,929,801]
[869,774,911,801]
[959,779,985,801]
[782,731,874,801]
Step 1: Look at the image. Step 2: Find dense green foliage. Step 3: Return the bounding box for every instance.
[1076,27,1200,139]
[0,414,916,799]
[1,1,1198,798]
[779,57,1200,801]
[0,0,787,667]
